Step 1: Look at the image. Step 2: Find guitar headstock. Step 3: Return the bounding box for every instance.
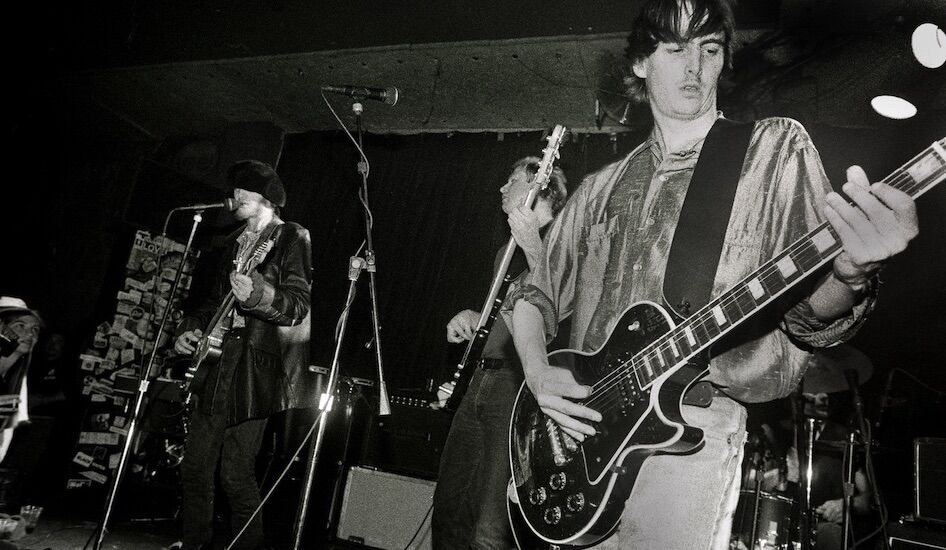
[530,125,567,193]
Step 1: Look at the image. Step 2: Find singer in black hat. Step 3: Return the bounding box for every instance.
[171,160,312,550]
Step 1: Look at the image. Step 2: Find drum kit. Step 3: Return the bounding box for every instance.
[730,345,875,550]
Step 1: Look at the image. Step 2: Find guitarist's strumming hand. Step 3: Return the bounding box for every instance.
[512,300,602,442]
[174,329,203,355]
[230,272,255,302]
[447,309,480,343]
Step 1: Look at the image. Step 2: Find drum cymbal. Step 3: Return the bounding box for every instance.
[802,344,873,394]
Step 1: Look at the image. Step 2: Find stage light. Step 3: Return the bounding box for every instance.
[870,95,917,119]
[912,23,946,69]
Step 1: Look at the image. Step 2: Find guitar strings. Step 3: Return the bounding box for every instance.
[583,160,940,413]
[576,149,942,415]
[583,162,935,412]
[583,149,939,403]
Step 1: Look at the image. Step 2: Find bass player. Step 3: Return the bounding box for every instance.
[432,157,566,550]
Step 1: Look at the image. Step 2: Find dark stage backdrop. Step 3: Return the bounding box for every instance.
[276,129,647,390]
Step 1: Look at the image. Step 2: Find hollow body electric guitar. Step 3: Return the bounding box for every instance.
[439,125,566,411]
[507,138,946,548]
[181,226,277,404]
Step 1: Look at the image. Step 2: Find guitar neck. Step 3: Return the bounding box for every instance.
[628,139,946,389]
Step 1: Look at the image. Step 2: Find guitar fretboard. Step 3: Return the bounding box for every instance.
[598,138,946,395]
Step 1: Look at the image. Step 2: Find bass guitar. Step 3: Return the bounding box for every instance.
[181,225,278,403]
[507,138,946,547]
[438,125,567,411]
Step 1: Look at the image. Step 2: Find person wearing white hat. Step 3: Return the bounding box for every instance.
[0,296,43,462]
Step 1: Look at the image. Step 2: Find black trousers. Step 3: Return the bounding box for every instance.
[181,404,267,549]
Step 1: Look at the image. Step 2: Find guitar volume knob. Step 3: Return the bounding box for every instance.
[549,472,567,490]
[566,493,585,512]
[543,506,562,525]
[528,487,547,505]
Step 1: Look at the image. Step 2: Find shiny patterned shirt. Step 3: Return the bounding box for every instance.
[512,116,874,402]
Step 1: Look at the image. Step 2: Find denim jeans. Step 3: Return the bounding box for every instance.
[591,395,747,550]
[432,365,523,550]
[181,404,267,550]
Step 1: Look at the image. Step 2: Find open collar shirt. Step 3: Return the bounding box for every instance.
[511,116,874,402]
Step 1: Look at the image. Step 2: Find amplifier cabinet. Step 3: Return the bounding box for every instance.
[915,438,946,524]
[336,466,435,549]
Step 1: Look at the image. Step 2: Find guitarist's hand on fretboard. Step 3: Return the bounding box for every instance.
[174,329,202,355]
[446,309,480,343]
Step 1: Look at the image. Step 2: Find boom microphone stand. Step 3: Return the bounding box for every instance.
[290,98,391,549]
[94,209,206,550]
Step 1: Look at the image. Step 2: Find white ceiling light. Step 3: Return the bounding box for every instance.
[912,23,946,68]
[870,95,917,119]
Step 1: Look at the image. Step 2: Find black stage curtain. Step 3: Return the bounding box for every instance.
[276,129,645,391]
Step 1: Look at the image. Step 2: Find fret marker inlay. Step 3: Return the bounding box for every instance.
[684,327,696,347]
[668,339,680,357]
[776,256,797,278]
[811,228,836,253]
[712,306,727,326]
[748,279,765,299]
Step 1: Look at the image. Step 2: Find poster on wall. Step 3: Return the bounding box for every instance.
[67,230,199,497]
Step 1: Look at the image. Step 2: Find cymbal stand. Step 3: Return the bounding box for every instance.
[748,450,764,549]
[842,369,890,550]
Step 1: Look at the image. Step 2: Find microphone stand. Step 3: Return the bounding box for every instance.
[290,98,391,549]
[290,257,364,549]
[94,210,206,550]
[352,100,391,417]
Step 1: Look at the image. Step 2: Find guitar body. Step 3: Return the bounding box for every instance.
[508,302,708,547]
[187,324,227,389]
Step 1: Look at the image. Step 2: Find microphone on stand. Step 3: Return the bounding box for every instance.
[173,198,238,212]
[321,84,400,105]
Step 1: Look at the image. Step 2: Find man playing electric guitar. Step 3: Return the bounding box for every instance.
[432,157,567,550]
[507,0,919,548]
[172,160,312,550]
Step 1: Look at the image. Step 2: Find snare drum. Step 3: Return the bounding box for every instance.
[730,489,795,550]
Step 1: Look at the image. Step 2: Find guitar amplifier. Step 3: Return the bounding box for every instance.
[360,404,452,479]
[888,520,946,549]
[336,466,435,549]
[915,438,946,524]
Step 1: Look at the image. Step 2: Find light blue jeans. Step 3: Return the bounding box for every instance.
[591,395,747,550]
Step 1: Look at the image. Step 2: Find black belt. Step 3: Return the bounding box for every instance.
[479,358,512,370]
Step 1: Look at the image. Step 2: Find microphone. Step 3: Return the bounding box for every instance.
[321,84,400,105]
[174,198,238,211]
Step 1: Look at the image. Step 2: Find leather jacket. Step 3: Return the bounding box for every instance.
[177,219,315,423]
